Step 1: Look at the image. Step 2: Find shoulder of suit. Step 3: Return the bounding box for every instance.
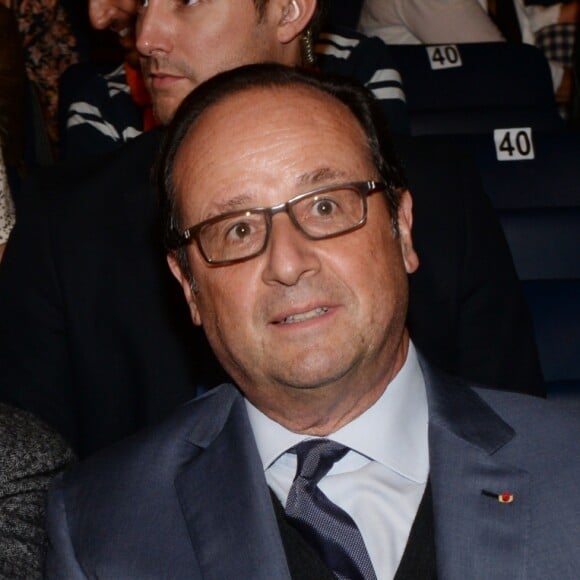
[422,357,579,447]
[474,386,580,441]
[58,383,241,487]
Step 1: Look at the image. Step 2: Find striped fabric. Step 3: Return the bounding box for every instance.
[63,64,143,159]
[316,28,409,134]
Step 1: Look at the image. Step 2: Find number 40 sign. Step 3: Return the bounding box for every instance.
[494,128,535,161]
[426,45,462,69]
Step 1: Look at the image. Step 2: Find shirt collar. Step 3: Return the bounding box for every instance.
[245,341,429,484]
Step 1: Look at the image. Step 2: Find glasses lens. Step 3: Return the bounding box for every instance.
[199,210,268,263]
[292,185,365,238]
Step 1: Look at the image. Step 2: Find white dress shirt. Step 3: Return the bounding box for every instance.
[245,341,429,579]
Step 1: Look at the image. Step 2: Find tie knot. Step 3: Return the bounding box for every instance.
[292,439,349,485]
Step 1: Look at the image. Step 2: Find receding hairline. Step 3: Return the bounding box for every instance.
[177,81,373,149]
[169,83,379,237]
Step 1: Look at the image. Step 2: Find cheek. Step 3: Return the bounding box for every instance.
[350,231,407,309]
[194,269,258,335]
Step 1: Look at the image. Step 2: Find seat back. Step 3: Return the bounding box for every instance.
[454,130,580,210]
[499,207,580,281]
[453,127,580,399]
[523,280,580,400]
[388,43,564,135]
[498,206,580,399]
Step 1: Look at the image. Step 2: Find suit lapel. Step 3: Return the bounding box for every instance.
[174,387,291,580]
[422,362,530,580]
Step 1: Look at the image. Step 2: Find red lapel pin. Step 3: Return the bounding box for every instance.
[482,490,515,503]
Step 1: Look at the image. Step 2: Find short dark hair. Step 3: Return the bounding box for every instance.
[155,63,406,273]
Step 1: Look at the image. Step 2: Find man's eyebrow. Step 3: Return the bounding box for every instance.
[206,193,256,216]
[296,167,350,187]
[203,168,350,218]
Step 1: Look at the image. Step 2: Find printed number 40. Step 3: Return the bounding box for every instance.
[431,46,459,65]
[494,128,535,161]
[499,131,532,156]
[427,45,462,69]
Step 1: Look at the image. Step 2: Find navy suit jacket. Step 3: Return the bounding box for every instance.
[46,362,580,579]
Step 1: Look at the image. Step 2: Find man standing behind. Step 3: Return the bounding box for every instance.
[46,65,580,579]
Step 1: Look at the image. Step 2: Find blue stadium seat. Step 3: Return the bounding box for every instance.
[388,42,565,135]
[495,206,580,399]
[461,130,580,210]
[499,207,580,280]
[523,280,580,400]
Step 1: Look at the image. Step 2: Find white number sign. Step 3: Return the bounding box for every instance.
[494,128,535,161]
[426,45,462,70]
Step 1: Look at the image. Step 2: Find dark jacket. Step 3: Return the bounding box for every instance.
[0,403,75,578]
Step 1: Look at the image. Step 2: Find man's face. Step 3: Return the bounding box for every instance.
[136,0,300,124]
[89,0,137,31]
[169,86,418,426]
[89,0,138,57]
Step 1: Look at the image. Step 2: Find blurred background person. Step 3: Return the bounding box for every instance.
[1,0,80,155]
[61,0,157,159]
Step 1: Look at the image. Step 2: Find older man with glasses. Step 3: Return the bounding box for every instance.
[46,64,580,580]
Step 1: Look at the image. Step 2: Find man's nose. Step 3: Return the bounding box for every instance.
[136,1,173,57]
[89,0,116,30]
[261,214,321,287]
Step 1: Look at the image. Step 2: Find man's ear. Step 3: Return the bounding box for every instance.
[397,189,419,274]
[167,253,202,326]
[274,0,317,44]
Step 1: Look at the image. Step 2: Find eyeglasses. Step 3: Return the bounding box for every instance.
[170,180,387,265]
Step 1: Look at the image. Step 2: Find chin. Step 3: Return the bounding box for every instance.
[273,363,351,392]
[154,105,174,126]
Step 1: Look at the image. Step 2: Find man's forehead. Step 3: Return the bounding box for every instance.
[173,83,374,213]
[188,84,359,138]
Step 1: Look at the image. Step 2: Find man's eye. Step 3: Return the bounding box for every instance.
[312,198,338,217]
[226,222,253,241]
